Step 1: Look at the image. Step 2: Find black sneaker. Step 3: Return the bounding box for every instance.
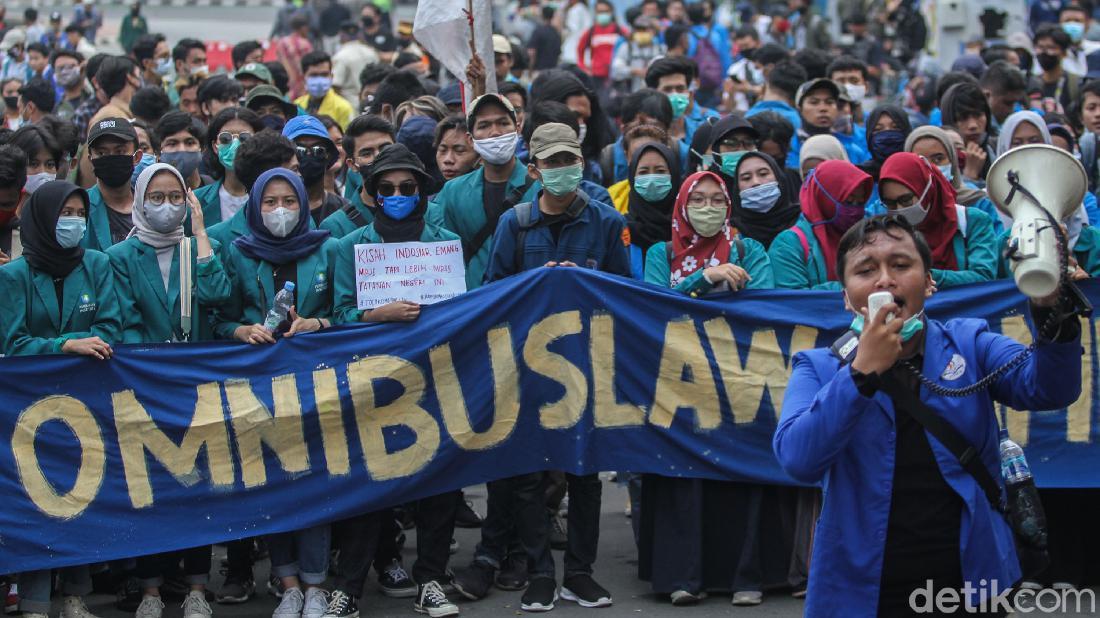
[321,589,359,618]
[560,574,612,608]
[414,581,458,618]
[452,562,495,601]
[495,555,528,591]
[378,560,417,598]
[455,499,483,528]
[267,574,285,599]
[521,577,558,612]
[215,577,255,604]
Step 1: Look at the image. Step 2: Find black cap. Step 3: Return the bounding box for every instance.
[370,31,397,53]
[709,114,759,149]
[363,143,439,196]
[87,117,138,146]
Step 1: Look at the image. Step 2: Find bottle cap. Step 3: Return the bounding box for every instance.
[284,282,296,292]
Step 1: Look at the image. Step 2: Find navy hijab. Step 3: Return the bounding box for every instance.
[233,168,331,265]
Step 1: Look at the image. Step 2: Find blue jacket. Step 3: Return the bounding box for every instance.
[483,191,631,283]
[774,317,1082,617]
[610,137,692,184]
[787,131,870,168]
[683,103,721,145]
[746,99,802,131]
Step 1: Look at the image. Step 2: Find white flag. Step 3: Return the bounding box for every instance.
[413,0,497,108]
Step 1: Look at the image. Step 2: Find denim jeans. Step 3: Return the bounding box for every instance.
[267,524,331,586]
[134,546,212,589]
[475,473,554,579]
[20,566,92,614]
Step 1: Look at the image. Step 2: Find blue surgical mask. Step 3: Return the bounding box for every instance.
[155,56,172,76]
[306,76,333,98]
[379,194,419,220]
[218,139,240,170]
[55,216,86,248]
[130,153,157,189]
[1063,21,1086,43]
[851,310,925,342]
[633,173,672,201]
[937,163,954,182]
[738,181,781,213]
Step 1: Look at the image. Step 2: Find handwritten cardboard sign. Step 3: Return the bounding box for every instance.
[355,240,467,310]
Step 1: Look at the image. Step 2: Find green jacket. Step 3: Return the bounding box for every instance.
[768,217,841,291]
[320,190,374,239]
[431,161,537,290]
[187,180,233,235]
[206,208,250,259]
[333,223,460,325]
[0,251,121,356]
[83,185,127,252]
[213,237,340,340]
[107,236,232,343]
[997,225,1100,279]
[644,237,774,292]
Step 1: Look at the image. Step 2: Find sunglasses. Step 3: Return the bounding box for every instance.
[377,180,418,197]
[296,145,328,160]
[216,131,252,146]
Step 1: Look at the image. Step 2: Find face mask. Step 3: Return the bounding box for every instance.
[596,13,612,26]
[717,151,746,177]
[191,64,209,77]
[298,151,328,185]
[144,199,187,233]
[809,169,865,233]
[891,173,934,226]
[2,95,17,110]
[1036,52,1061,72]
[260,114,286,132]
[218,139,240,170]
[844,83,866,102]
[24,172,53,195]
[160,150,202,179]
[362,16,375,28]
[851,310,925,342]
[633,173,672,201]
[380,194,419,219]
[1063,21,1085,43]
[832,114,853,135]
[155,57,172,76]
[634,31,653,45]
[667,93,690,119]
[92,154,136,188]
[473,131,518,165]
[306,75,333,98]
[870,129,906,162]
[739,181,781,213]
[131,152,156,188]
[262,206,299,238]
[687,205,727,237]
[577,122,587,143]
[56,66,82,88]
[693,149,713,171]
[55,216,86,248]
[937,163,954,183]
[539,163,583,196]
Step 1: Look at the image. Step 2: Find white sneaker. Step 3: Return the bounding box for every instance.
[302,588,327,618]
[732,590,763,606]
[135,595,164,618]
[21,614,48,618]
[273,587,305,618]
[62,596,101,618]
[182,591,212,618]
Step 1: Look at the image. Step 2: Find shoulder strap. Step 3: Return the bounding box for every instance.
[879,374,1003,511]
[179,236,193,342]
[463,176,536,265]
[791,225,811,263]
[513,202,536,274]
[599,144,615,188]
[1083,132,1098,193]
[733,236,745,263]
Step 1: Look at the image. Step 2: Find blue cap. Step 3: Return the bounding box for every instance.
[438,82,462,107]
[282,115,330,142]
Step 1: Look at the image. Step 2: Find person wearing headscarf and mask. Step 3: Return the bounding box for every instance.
[107,163,231,343]
[798,133,848,179]
[214,167,337,344]
[877,151,998,288]
[0,180,120,618]
[859,104,912,184]
[639,169,775,607]
[624,142,679,277]
[905,125,1004,236]
[769,159,871,290]
[728,151,801,249]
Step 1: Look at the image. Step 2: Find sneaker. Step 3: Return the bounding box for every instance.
[20,614,47,618]
[182,591,212,618]
[216,577,255,604]
[449,538,460,554]
[414,581,459,618]
[378,560,417,598]
[454,500,483,528]
[5,583,18,614]
[670,590,706,605]
[520,578,557,612]
[549,513,567,550]
[272,587,304,618]
[437,571,456,595]
[135,595,164,618]
[395,509,416,531]
[116,578,143,612]
[452,562,495,601]
[560,574,611,608]
[62,596,102,618]
[791,587,807,599]
[268,575,286,599]
[321,590,358,618]
[732,590,763,606]
[495,555,528,591]
[302,588,327,618]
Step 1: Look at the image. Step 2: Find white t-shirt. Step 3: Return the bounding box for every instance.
[219,185,249,223]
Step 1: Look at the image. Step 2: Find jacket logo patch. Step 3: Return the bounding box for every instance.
[941,354,966,381]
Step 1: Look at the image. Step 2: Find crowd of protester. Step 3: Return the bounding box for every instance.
[1,0,1099,617]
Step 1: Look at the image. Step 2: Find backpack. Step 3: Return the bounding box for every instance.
[512,192,590,272]
[692,30,724,91]
[1081,131,1098,195]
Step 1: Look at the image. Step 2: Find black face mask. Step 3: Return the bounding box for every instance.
[1036,52,1061,72]
[260,114,286,132]
[298,153,328,185]
[362,16,375,28]
[2,95,17,110]
[92,154,135,188]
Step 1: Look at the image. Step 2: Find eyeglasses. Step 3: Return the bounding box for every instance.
[717,138,756,151]
[880,192,918,209]
[216,131,252,145]
[146,191,186,206]
[377,180,418,197]
[296,145,328,160]
[687,193,727,208]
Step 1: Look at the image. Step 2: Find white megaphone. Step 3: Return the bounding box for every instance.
[986,144,1085,299]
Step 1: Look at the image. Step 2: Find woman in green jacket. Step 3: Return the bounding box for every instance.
[190,108,264,234]
[108,163,232,343]
[0,180,119,618]
[214,167,338,343]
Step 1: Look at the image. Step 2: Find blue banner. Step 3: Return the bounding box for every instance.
[1,269,1097,573]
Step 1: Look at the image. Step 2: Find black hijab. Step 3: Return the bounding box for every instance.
[530,69,615,161]
[21,180,88,278]
[365,143,439,243]
[728,151,801,249]
[860,104,912,181]
[626,142,679,253]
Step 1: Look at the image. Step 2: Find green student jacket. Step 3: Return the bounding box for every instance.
[0,251,121,356]
[643,237,775,292]
[107,236,233,343]
[332,222,461,325]
[82,185,121,252]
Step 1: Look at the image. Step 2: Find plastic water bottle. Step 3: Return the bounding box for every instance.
[263,282,295,332]
[999,429,1030,484]
[999,429,1049,557]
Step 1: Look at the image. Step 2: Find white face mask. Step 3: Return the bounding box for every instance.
[472,132,519,165]
[262,206,299,238]
[190,64,209,77]
[845,83,866,102]
[24,171,53,195]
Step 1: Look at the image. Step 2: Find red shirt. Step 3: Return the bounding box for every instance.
[577,24,626,79]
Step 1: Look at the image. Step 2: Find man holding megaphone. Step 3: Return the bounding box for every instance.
[774,212,1084,617]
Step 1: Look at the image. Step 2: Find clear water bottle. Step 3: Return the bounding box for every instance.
[999,429,1049,565]
[263,281,295,332]
[999,429,1031,484]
